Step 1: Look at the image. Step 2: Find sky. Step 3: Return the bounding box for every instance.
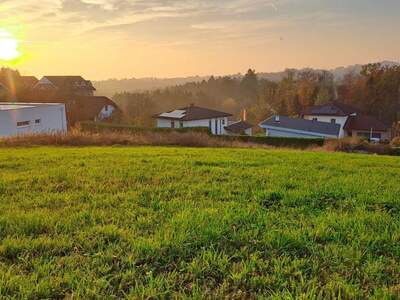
[0,0,399,80]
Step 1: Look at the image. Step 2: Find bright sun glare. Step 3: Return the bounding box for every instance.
[0,29,20,61]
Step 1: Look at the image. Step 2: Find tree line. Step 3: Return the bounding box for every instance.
[113,64,400,131]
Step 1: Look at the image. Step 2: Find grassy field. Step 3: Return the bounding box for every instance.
[0,146,399,299]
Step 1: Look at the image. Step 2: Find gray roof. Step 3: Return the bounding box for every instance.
[260,115,341,136]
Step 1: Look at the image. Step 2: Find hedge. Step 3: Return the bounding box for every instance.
[221,135,325,148]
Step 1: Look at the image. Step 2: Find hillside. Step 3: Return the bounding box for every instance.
[93,61,399,96]
[0,146,399,298]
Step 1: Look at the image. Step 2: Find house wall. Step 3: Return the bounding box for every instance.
[98,105,115,120]
[304,115,349,138]
[0,104,67,137]
[351,130,391,141]
[264,127,333,139]
[245,128,252,136]
[156,117,228,135]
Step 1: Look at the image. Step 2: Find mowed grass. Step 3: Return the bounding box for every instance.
[0,147,399,299]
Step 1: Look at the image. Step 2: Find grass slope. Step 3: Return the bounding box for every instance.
[0,147,399,299]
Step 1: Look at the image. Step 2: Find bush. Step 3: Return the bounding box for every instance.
[391,137,400,147]
[323,137,398,155]
[79,122,211,134]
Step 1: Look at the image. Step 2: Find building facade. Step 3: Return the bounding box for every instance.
[0,103,67,137]
[155,105,232,135]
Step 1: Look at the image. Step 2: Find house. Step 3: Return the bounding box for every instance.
[17,90,118,126]
[20,76,39,89]
[225,121,253,136]
[260,115,341,139]
[302,102,391,140]
[155,104,232,135]
[33,76,96,96]
[0,102,67,137]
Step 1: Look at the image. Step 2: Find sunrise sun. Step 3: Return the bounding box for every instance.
[0,29,20,61]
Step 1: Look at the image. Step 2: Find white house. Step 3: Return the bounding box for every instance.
[260,115,341,139]
[0,103,67,137]
[302,102,391,140]
[155,105,232,135]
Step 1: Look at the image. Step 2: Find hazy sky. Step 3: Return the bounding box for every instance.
[0,0,399,80]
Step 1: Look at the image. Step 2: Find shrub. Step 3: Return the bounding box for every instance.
[323,137,397,155]
[391,137,400,147]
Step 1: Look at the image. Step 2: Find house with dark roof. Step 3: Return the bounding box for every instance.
[155,104,232,135]
[225,120,253,136]
[33,76,96,96]
[260,115,341,139]
[302,102,391,140]
[18,90,118,126]
[20,76,39,89]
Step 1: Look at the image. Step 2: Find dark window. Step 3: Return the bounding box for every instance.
[171,121,175,128]
[179,122,184,128]
[209,120,212,129]
[17,121,30,127]
[35,119,41,125]
[312,118,318,121]
[215,119,218,134]
[222,119,225,125]
[104,105,108,112]
[331,119,336,124]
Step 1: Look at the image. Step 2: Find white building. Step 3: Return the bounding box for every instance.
[155,105,232,135]
[0,103,67,137]
[260,115,341,139]
[302,102,391,140]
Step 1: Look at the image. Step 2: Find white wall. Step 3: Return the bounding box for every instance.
[156,117,228,135]
[97,105,115,120]
[303,115,348,138]
[0,104,67,137]
[264,127,334,139]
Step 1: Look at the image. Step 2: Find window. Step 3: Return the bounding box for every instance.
[209,120,212,129]
[35,119,41,125]
[179,121,184,128]
[171,121,175,128]
[222,119,225,125]
[104,105,108,112]
[312,118,318,121]
[331,119,336,124]
[17,121,30,127]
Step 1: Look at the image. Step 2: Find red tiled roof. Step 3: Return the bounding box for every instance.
[17,91,117,125]
[344,115,390,132]
[20,76,39,87]
[37,76,96,91]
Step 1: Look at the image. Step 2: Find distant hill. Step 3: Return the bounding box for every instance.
[93,61,399,96]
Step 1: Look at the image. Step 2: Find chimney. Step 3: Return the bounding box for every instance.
[242,109,247,121]
[275,115,280,122]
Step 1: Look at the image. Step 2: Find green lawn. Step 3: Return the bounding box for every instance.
[0,147,399,299]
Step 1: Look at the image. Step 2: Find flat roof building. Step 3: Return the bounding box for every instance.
[0,102,67,137]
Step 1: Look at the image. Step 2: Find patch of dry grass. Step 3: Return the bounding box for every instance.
[0,130,264,149]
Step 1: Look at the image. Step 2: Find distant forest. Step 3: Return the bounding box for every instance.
[112,64,400,131]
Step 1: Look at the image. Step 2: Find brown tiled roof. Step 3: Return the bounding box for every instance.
[39,76,96,91]
[224,121,253,133]
[17,91,117,125]
[156,105,232,121]
[303,102,361,116]
[344,115,390,132]
[20,76,39,87]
